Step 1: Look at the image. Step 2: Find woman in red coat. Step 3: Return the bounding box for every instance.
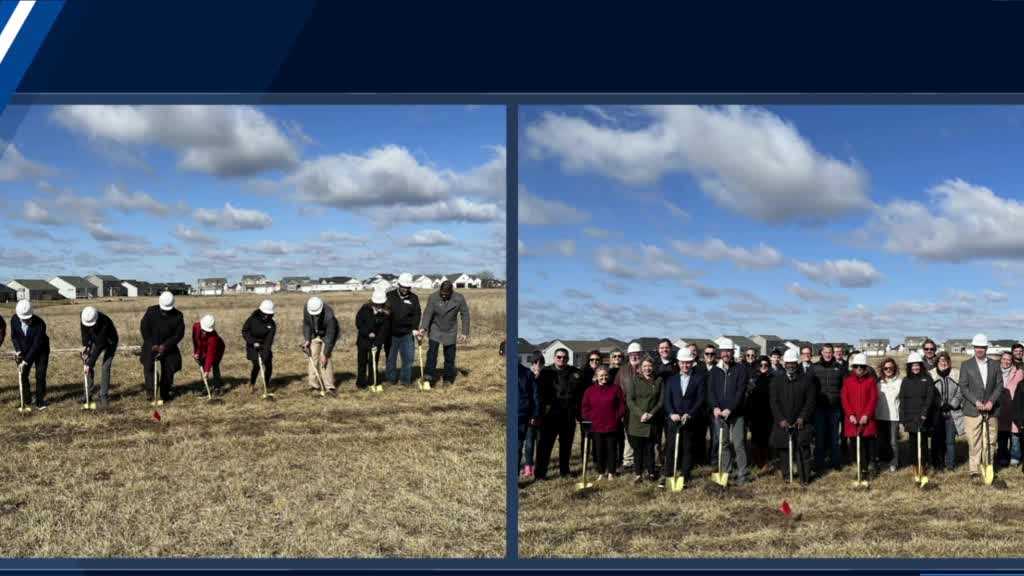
[841,353,879,479]
[191,314,226,395]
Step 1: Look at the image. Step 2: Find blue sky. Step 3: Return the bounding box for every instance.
[0,105,505,283]
[519,105,1024,345]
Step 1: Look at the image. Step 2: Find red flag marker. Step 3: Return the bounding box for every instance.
[152,410,161,422]
[779,500,792,517]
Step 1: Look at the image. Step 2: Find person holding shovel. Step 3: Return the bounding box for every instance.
[355,288,390,390]
[770,349,815,485]
[11,300,50,410]
[242,300,277,393]
[191,314,225,395]
[709,337,751,485]
[303,296,339,393]
[841,354,878,483]
[958,334,1003,483]
[140,292,185,404]
[626,357,663,484]
[581,366,626,480]
[899,352,936,478]
[875,356,902,473]
[418,280,470,386]
[661,348,705,487]
[930,351,964,472]
[386,273,421,388]
[80,306,118,408]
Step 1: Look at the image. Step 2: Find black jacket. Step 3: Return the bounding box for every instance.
[386,288,421,337]
[810,359,846,408]
[769,369,816,448]
[538,365,584,418]
[10,315,49,365]
[81,312,119,368]
[518,364,540,422]
[303,304,339,355]
[709,362,748,419]
[655,357,678,383]
[355,302,391,346]
[747,369,775,429]
[139,305,184,372]
[242,310,276,362]
[900,371,936,433]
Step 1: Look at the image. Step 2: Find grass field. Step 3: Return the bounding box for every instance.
[0,289,506,558]
[519,353,1024,558]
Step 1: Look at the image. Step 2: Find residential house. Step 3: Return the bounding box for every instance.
[7,280,62,301]
[280,276,312,292]
[447,273,481,289]
[239,274,277,294]
[121,280,156,298]
[673,337,716,353]
[156,282,191,296]
[944,339,972,355]
[517,338,550,367]
[750,334,786,356]
[904,336,929,352]
[86,274,127,297]
[785,339,814,354]
[990,339,1018,356]
[196,277,228,296]
[541,338,627,367]
[719,335,759,355]
[0,284,15,303]
[413,274,439,290]
[49,276,99,300]
[860,338,890,356]
[481,278,506,289]
[363,274,396,291]
[302,276,355,293]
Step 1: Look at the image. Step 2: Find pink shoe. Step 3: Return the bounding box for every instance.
[523,465,535,478]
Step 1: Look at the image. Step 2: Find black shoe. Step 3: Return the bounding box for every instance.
[35,401,48,410]
[99,398,110,409]
[657,478,666,489]
[970,473,981,484]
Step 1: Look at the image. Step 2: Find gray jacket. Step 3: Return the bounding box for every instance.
[303,304,339,355]
[419,290,470,346]
[958,357,1003,418]
[930,366,965,436]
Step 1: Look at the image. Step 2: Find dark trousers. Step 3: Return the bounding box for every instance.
[814,404,844,471]
[425,340,457,384]
[143,359,175,401]
[848,435,873,475]
[997,430,1022,466]
[629,433,657,477]
[662,421,694,480]
[517,421,538,469]
[535,413,576,479]
[592,431,618,474]
[692,411,709,465]
[932,416,957,470]
[356,342,385,388]
[18,355,48,405]
[615,427,626,472]
[905,428,932,471]
[249,352,273,387]
[874,420,899,469]
[778,441,811,483]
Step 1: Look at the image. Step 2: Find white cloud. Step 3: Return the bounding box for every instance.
[787,282,830,302]
[53,105,300,177]
[583,226,610,239]
[24,200,61,225]
[319,231,367,245]
[194,202,273,230]
[983,289,1008,303]
[253,240,296,255]
[595,243,689,280]
[519,185,589,226]
[406,229,455,247]
[525,105,870,223]
[384,196,501,223]
[553,239,576,257]
[446,145,506,199]
[518,239,531,257]
[583,105,617,124]
[663,199,690,220]
[104,184,177,216]
[173,224,214,244]
[0,143,51,181]
[672,237,783,269]
[793,258,882,288]
[86,221,119,242]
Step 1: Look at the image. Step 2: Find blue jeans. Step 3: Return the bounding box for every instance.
[386,333,415,384]
[518,421,537,468]
[814,404,844,471]
[425,339,457,383]
[932,415,957,470]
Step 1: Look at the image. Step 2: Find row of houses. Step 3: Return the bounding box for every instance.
[196,273,504,296]
[4,276,190,302]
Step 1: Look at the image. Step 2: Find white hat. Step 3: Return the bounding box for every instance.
[715,337,734,351]
[259,299,275,315]
[676,348,695,362]
[371,289,387,305]
[850,353,868,367]
[907,351,924,364]
[627,342,642,354]
[972,333,990,348]
[398,272,414,288]
[15,300,32,320]
[783,349,800,363]
[306,296,324,316]
[81,306,98,327]
[200,314,215,333]
[158,291,175,311]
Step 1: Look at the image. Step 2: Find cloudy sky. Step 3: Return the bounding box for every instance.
[0,105,505,283]
[519,105,1024,345]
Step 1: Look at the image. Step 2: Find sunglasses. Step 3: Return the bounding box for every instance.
[704,352,715,356]
[924,347,936,352]
[555,355,567,360]
[589,357,600,362]
[883,365,895,371]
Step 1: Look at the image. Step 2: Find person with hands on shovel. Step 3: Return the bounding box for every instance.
[958,334,1003,484]
[930,351,963,472]
[581,366,626,481]
[140,292,184,404]
[841,353,878,485]
[770,349,815,485]
[191,314,225,396]
[11,300,50,410]
[243,300,277,394]
[355,288,390,390]
[385,273,421,388]
[661,347,705,489]
[80,306,118,409]
[709,337,750,485]
[900,352,936,486]
[418,279,470,387]
[303,296,339,394]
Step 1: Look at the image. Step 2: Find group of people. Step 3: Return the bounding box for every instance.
[7,272,471,410]
[517,334,1024,488]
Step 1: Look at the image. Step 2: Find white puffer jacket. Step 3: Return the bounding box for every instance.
[876,376,902,421]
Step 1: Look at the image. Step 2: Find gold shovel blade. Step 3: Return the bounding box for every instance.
[422,381,431,391]
[574,481,594,491]
[919,475,929,488]
[983,465,995,485]
[711,472,729,487]
[670,477,685,492]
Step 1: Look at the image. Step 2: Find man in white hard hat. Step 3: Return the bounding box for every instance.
[191,314,225,395]
[303,296,339,393]
[959,333,1004,482]
[614,341,645,471]
[385,273,421,387]
[661,347,706,486]
[709,337,751,483]
[418,280,470,386]
[242,299,277,392]
[140,291,185,403]
[356,288,391,390]
[80,306,119,408]
[11,300,51,409]
[770,348,815,485]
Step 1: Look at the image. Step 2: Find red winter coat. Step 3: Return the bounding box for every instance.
[841,371,878,438]
[581,382,627,434]
[191,322,225,373]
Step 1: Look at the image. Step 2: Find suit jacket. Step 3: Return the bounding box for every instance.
[420,291,470,346]
[10,315,49,365]
[663,371,706,420]
[959,357,1004,418]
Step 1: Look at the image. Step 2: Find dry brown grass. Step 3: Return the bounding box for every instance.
[0,289,506,558]
[519,351,1023,558]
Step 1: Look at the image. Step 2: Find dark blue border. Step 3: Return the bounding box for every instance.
[506,104,519,560]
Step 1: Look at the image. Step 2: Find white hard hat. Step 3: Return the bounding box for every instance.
[371,289,387,305]
[398,272,414,287]
[81,306,98,327]
[907,351,924,364]
[783,349,800,363]
[972,333,990,348]
[716,337,734,351]
[15,300,32,320]
[850,353,868,367]
[627,342,642,354]
[259,299,275,315]
[159,291,175,311]
[676,348,695,362]
[306,296,324,315]
[200,314,215,333]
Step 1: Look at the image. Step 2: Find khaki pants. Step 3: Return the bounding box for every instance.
[308,338,335,390]
[964,414,997,473]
